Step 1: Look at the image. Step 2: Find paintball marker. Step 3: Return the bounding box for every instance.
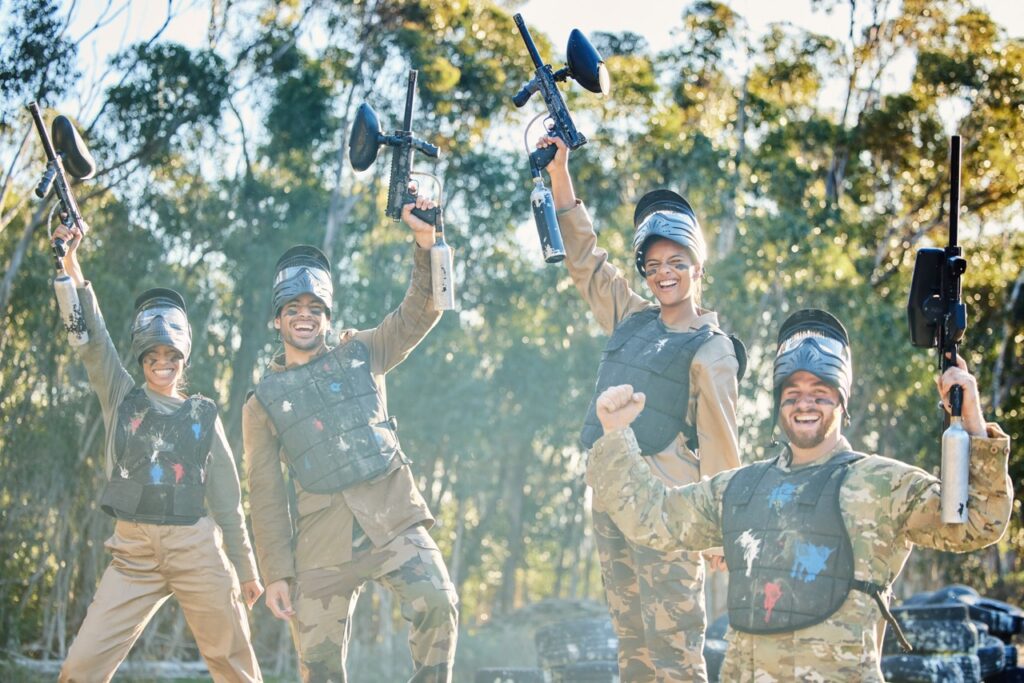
[511,14,609,263]
[907,135,969,524]
[26,102,97,347]
[348,70,453,310]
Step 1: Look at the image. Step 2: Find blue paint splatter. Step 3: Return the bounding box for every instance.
[768,482,797,510]
[192,423,201,440]
[329,382,342,393]
[150,463,164,483]
[790,541,834,582]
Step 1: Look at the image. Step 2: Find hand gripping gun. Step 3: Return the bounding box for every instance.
[26,102,97,346]
[349,70,453,310]
[510,14,610,263]
[907,135,970,524]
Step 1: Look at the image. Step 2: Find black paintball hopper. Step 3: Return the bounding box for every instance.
[566,29,610,96]
[512,25,611,108]
[348,103,383,172]
[52,115,95,179]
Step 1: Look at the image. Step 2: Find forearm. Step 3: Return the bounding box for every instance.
[243,401,297,584]
[75,283,134,419]
[548,165,577,211]
[693,343,742,475]
[205,422,259,582]
[557,202,649,333]
[904,424,1013,551]
[587,428,723,552]
[366,246,442,374]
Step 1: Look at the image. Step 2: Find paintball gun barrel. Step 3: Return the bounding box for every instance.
[511,15,609,263]
[907,135,969,523]
[26,103,96,347]
[348,71,454,310]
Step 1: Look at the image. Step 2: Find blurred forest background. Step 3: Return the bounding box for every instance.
[1,0,1022,679]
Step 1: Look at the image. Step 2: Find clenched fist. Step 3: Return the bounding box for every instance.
[596,384,646,434]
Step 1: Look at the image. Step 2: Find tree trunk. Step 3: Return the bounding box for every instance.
[498,454,528,614]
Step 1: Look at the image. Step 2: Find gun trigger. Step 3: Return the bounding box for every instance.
[407,180,419,196]
[544,117,555,133]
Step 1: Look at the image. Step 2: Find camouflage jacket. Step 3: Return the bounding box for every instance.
[586,428,1013,682]
[243,246,440,585]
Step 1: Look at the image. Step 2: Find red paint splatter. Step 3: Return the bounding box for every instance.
[130,417,143,433]
[172,463,185,483]
[313,419,324,431]
[763,582,783,623]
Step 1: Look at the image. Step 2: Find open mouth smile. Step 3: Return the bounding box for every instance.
[656,279,679,292]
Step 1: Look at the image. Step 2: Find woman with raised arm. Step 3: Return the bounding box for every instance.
[538,134,745,683]
[52,221,263,683]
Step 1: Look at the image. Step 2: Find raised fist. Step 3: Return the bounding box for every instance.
[596,384,646,434]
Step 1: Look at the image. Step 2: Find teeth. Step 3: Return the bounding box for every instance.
[659,281,677,287]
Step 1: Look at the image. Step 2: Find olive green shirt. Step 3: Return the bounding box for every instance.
[74,283,259,583]
[243,245,440,585]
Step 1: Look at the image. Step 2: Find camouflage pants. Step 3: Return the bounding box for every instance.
[593,509,708,683]
[292,524,458,683]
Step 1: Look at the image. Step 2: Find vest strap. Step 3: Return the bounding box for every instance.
[852,579,913,652]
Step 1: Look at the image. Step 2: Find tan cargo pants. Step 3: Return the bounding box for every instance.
[59,516,260,682]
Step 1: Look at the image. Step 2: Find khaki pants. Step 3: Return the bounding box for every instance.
[292,524,458,683]
[593,509,708,683]
[59,517,261,683]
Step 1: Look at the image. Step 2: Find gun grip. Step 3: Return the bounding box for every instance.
[411,205,438,226]
[529,145,557,173]
[403,188,438,226]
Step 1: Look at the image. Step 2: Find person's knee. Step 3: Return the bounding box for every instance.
[412,583,459,630]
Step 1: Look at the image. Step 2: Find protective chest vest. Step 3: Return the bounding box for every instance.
[100,387,217,525]
[721,451,865,634]
[580,308,718,455]
[254,340,401,494]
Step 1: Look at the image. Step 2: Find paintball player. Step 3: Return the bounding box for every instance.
[588,309,1013,682]
[242,197,458,683]
[537,134,744,682]
[51,222,263,682]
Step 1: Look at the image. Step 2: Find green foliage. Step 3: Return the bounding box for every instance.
[105,43,230,165]
[1,0,1022,674]
[0,0,78,119]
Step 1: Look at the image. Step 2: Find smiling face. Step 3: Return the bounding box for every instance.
[275,293,329,353]
[641,238,701,308]
[778,370,843,450]
[141,345,185,396]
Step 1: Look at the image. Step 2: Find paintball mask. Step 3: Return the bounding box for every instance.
[632,190,707,276]
[272,245,333,317]
[772,309,853,428]
[130,288,192,363]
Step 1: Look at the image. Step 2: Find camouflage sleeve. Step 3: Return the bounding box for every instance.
[359,245,442,375]
[586,427,726,551]
[557,201,651,334]
[75,283,134,423]
[205,416,259,583]
[690,334,742,477]
[242,395,296,584]
[897,424,1013,552]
